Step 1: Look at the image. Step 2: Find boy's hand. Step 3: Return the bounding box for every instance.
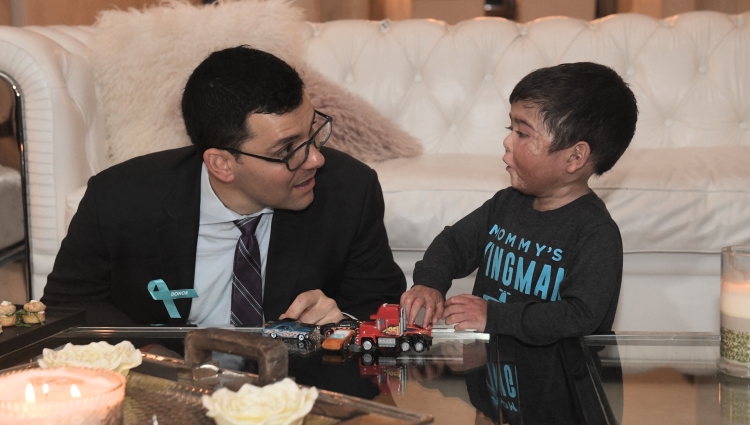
[444,294,487,332]
[400,285,444,328]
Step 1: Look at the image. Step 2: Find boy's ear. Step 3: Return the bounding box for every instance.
[565,141,592,174]
[203,148,236,183]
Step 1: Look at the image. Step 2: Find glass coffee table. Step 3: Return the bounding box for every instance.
[0,327,735,424]
[590,333,736,425]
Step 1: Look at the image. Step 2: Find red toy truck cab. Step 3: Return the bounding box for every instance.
[357,303,432,352]
[359,354,407,394]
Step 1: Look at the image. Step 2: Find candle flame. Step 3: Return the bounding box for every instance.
[25,382,35,403]
[70,384,81,398]
[42,383,49,395]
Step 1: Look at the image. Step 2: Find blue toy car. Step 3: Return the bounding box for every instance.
[262,319,317,341]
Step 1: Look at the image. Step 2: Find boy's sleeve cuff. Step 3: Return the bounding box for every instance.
[485,301,524,337]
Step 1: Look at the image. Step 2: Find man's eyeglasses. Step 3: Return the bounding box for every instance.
[224,110,332,171]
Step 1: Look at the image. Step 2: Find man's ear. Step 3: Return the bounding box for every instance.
[203,148,236,183]
[566,141,592,174]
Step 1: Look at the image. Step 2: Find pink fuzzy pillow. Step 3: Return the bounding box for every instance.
[91,0,420,167]
[303,69,421,162]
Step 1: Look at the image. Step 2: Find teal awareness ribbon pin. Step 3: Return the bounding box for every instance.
[148,279,198,319]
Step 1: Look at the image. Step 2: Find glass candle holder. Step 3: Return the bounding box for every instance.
[718,246,750,378]
[719,371,750,425]
[0,366,126,424]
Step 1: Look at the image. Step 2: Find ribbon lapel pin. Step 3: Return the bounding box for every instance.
[148,279,198,319]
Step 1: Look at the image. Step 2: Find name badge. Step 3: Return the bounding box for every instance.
[148,279,198,319]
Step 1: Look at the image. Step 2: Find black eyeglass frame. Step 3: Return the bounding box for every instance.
[223,110,333,171]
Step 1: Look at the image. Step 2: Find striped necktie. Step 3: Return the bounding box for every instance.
[230,215,264,327]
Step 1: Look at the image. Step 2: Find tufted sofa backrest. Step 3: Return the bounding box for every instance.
[1,11,749,296]
[302,12,750,153]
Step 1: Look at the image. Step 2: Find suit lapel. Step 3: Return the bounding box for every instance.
[157,152,202,324]
[264,208,312,321]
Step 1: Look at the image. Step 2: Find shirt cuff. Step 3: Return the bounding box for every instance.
[341,312,358,321]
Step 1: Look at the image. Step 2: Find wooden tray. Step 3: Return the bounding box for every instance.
[125,369,432,425]
[0,306,85,356]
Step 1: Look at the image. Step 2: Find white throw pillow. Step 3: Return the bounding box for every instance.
[92,0,306,166]
[91,0,420,167]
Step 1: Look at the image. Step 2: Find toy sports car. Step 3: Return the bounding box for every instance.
[262,319,317,341]
[322,329,356,351]
[320,318,361,337]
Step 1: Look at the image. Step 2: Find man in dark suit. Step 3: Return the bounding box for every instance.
[41,46,406,326]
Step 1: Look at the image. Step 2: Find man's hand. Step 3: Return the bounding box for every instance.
[280,290,345,325]
[443,294,487,332]
[400,285,444,328]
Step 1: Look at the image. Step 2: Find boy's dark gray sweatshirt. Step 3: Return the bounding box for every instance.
[414,187,622,345]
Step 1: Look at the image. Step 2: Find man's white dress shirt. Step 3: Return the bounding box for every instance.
[188,164,273,326]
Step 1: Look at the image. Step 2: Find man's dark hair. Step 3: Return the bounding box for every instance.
[182,46,305,153]
[509,62,638,175]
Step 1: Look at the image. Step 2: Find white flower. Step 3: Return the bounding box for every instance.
[39,341,142,376]
[202,378,318,425]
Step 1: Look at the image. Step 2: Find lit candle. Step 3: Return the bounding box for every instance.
[720,282,750,363]
[721,281,750,363]
[25,382,35,403]
[721,281,750,319]
[0,367,125,423]
[719,246,750,377]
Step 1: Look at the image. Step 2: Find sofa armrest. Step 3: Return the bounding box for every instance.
[0,25,103,298]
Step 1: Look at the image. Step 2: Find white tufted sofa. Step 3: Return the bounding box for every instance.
[1,11,749,332]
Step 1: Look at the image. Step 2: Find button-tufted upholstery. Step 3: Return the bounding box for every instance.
[301,14,750,254]
[298,14,750,333]
[0,11,748,332]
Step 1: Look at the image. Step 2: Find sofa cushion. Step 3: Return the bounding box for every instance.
[371,153,509,251]
[372,146,750,254]
[591,145,750,253]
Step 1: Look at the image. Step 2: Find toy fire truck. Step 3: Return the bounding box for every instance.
[357,303,432,352]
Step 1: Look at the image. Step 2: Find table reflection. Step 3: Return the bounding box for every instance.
[246,333,620,425]
[0,327,619,424]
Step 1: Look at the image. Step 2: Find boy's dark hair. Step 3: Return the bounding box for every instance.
[182,46,305,154]
[509,62,638,175]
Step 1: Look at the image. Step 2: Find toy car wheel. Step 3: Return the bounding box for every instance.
[362,339,375,351]
[414,341,425,352]
[298,334,306,341]
[270,332,277,338]
[400,341,411,352]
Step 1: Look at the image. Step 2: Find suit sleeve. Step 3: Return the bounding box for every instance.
[333,169,406,319]
[41,176,135,326]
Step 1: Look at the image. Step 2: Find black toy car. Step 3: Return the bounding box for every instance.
[320,318,361,337]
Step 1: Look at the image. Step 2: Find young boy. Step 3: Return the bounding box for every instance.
[401,62,638,345]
